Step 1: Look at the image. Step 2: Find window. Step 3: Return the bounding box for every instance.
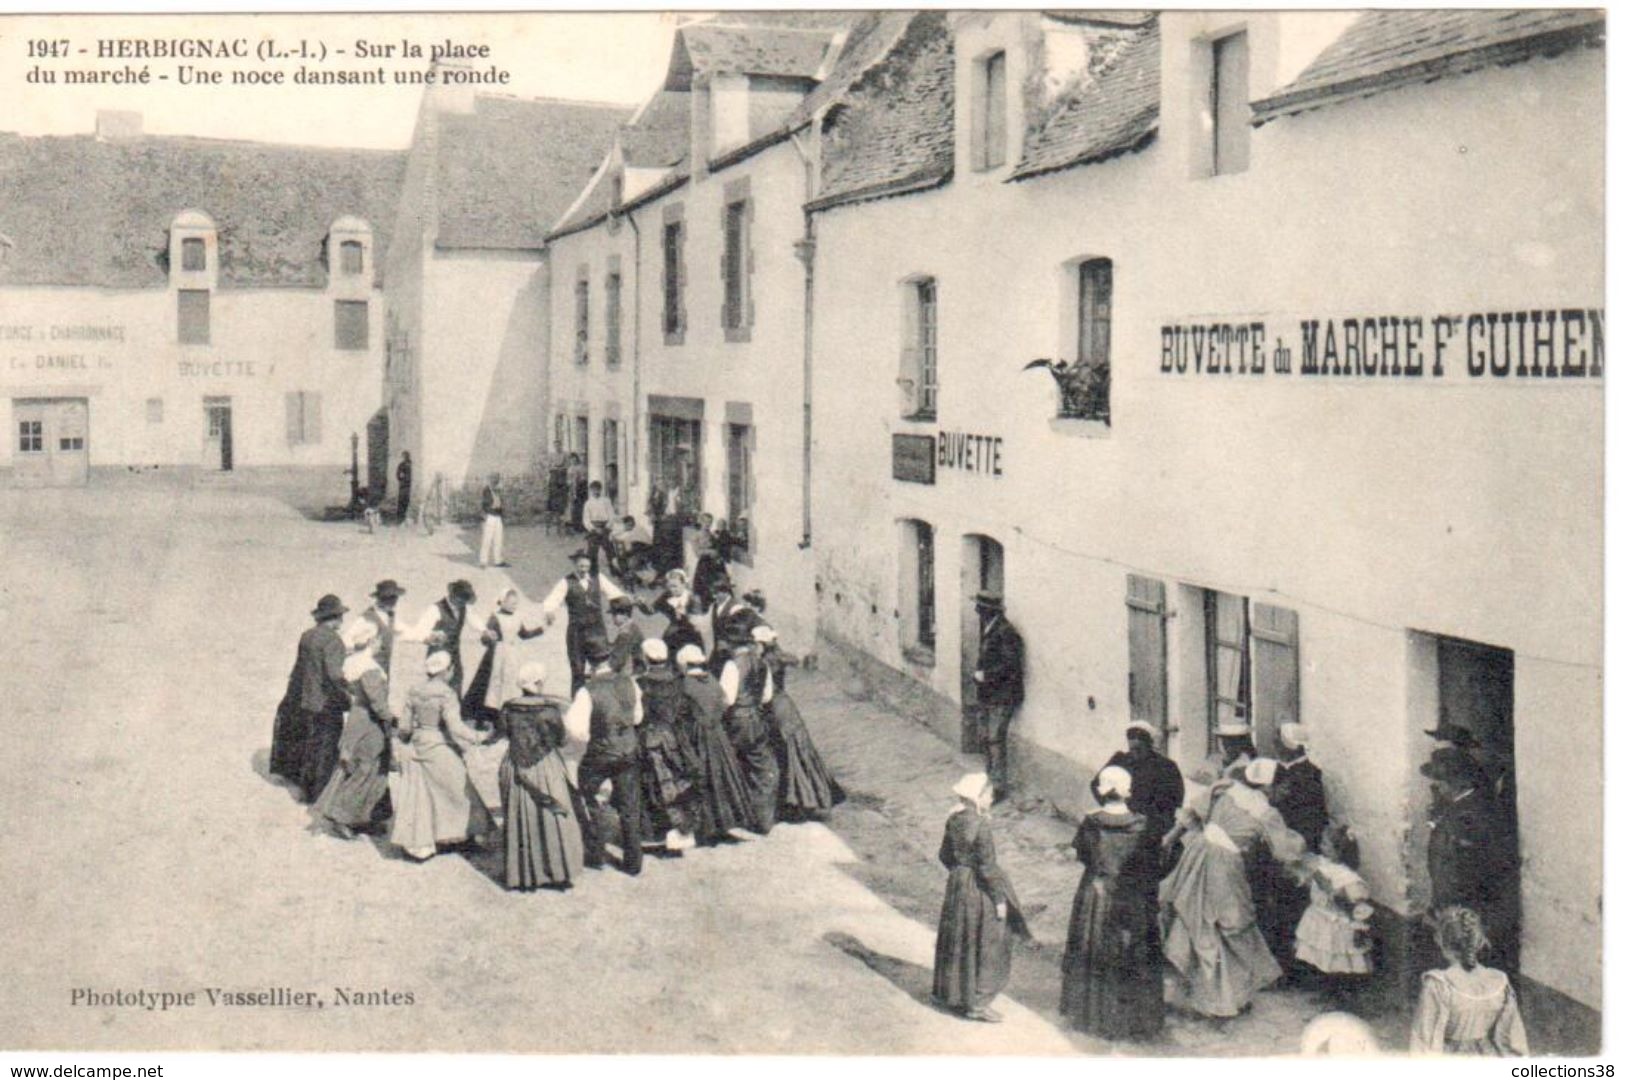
[662,219,686,342]
[605,271,623,368]
[554,413,566,455]
[339,240,364,275]
[177,289,210,345]
[574,276,590,365]
[285,391,322,446]
[902,278,938,420]
[181,237,206,272]
[17,420,42,453]
[1209,32,1250,176]
[726,422,753,556]
[1204,589,1251,752]
[1063,258,1112,422]
[722,198,751,339]
[334,300,369,350]
[899,520,937,658]
[974,50,1008,172]
[146,398,164,424]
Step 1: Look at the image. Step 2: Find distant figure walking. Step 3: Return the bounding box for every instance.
[479,474,508,568]
[395,452,413,524]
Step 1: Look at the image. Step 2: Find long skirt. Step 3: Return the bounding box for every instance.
[933,867,1011,1011]
[726,705,780,834]
[1158,833,1281,1017]
[269,690,306,783]
[298,707,346,803]
[768,693,844,817]
[684,716,754,843]
[652,516,685,576]
[462,648,502,730]
[499,753,584,889]
[1061,876,1164,1039]
[389,740,495,859]
[312,712,391,828]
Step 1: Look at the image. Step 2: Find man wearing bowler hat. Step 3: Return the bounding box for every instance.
[271,593,350,795]
[1424,747,1520,973]
[360,580,406,676]
[293,593,353,803]
[566,633,645,876]
[973,590,1024,804]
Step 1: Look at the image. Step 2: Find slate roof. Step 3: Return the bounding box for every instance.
[1042,10,1155,28]
[434,95,630,251]
[669,23,837,87]
[621,89,691,169]
[1011,18,1160,181]
[809,11,956,212]
[0,131,403,289]
[1254,8,1605,124]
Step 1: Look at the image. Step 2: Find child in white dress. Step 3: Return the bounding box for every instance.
[1294,824,1374,987]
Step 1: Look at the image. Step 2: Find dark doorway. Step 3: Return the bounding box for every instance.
[204,397,233,472]
[959,534,1004,753]
[366,410,390,504]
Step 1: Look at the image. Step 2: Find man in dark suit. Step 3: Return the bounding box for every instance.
[1425,748,1520,973]
[973,591,1024,803]
[1092,720,1185,843]
[394,452,413,524]
[293,593,352,803]
[568,634,645,876]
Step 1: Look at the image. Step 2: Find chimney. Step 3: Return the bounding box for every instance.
[428,62,477,116]
[95,109,143,140]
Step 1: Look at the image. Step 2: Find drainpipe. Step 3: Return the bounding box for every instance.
[790,128,817,549]
[623,206,642,496]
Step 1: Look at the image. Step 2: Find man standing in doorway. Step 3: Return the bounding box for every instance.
[541,550,628,695]
[1424,748,1519,974]
[480,473,508,568]
[395,452,413,525]
[973,591,1024,804]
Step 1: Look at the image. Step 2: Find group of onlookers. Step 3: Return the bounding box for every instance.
[932,719,1527,1055]
[270,551,846,894]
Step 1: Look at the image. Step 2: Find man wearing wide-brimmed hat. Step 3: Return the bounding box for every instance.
[271,593,351,796]
[360,579,406,676]
[1424,746,1519,973]
[972,590,1024,803]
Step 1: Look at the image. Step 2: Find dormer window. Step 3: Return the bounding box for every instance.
[973,50,1008,172]
[1206,31,1250,177]
[169,209,217,287]
[339,240,364,275]
[181,237,206,272]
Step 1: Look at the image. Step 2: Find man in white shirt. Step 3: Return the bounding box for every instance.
[540,551,628,695]
[582,481,617,571]
[566,636,645,875]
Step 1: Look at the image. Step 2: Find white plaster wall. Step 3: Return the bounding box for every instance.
[1,285,384,470]
[419,251,551,485]
[810,33,1601,1003]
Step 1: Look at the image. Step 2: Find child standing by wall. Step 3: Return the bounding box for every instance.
[1411,906,1528,1055]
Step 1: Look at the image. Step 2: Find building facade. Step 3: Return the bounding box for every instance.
[381,86,628,499]
[0,114,401,484]
[808,9,1603,1018]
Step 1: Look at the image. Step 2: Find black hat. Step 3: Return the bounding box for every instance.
[711,574,735,594]
[742,589,767,610]
[609,596,635,615]
[372,580,406,601]
[448,579,476,602]
[1420,748,1481,787]
[570,549,591,562]
[583,635,613,664]
[974,590,1004,609]
[1424,723,1481,749]
[311,594,348,621]
[723,617,757,646]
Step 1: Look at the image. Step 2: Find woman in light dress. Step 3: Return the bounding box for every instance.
[313,619,395,838]
[1411,905,1528,1056]
[464,586,545,732]
[390,650,496,861]
[1159,757,1308,1018]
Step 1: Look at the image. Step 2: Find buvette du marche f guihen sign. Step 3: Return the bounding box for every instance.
[1160,308,1603,381]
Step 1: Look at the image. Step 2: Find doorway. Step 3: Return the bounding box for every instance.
[602,418,620,507]
[1435,635,1520,971]
[959,534,1005,752]
[203,397,233,472]
[12,397,89,487]
[366,409,390,506]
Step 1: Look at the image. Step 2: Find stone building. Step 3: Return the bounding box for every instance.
[805,8,1603,1032]
[0,111,402,485]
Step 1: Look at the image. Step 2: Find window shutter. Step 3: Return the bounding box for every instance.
[306,392,323,445]
[1249,602,1299,757]
[285,392,302,445]
[1125,575,1169,745]
[677,225,687,334]
[745,199,756,331]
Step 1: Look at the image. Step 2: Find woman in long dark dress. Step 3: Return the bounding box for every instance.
[1060,765,1165,1040]
[497,662,585,890]
[636,639,701,852]
[314,620,396,837]
[933,772,1027,1023]
[719,623,780,834]
[754,624,844,821]
[675,644,754,844]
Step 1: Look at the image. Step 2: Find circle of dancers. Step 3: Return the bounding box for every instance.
[269,551,845,894]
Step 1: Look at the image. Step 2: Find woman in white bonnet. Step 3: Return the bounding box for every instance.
[1060,764,1164,1039]
[1159,756,1308,1018]
[497,661,584,890]
[389,650,495,861]
[313,618,396,840]
[932,771,1028,1023]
